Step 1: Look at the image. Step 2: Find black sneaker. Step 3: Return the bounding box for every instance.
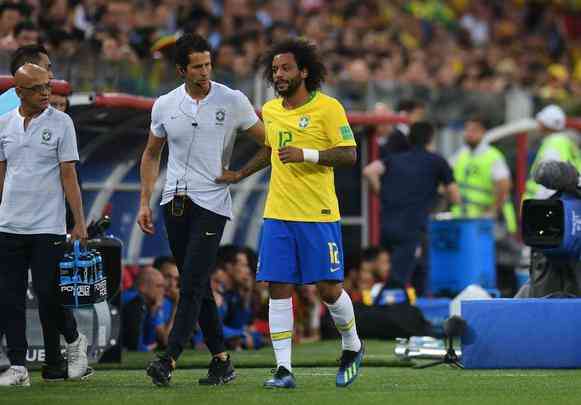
[42,359,94,382]
[263,366,296,389]
[198,355,236,385]
[146,355,175,387]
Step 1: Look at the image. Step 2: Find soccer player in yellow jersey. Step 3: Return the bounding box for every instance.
[216,38,363,389]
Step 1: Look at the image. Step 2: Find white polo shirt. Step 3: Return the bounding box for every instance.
[150,81,259,219]
[0,106,79,235]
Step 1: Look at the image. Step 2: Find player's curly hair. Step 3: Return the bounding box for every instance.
[261,37,327,92]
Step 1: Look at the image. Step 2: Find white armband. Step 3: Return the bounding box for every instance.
[302,148,319,163]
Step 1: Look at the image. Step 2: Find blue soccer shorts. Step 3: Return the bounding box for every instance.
[256,219,344,284]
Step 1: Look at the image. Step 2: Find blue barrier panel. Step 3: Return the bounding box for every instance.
[462,299,581,368]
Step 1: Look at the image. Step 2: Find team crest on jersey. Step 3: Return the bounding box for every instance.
[41,129,52,144]
[215,109,226,125]
[298,115,310,129]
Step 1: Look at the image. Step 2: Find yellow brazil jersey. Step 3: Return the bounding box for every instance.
[262,91,357,222]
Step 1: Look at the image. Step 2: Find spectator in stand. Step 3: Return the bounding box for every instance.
[49,93,67,112]
[220,247,263,350]
[349,247,394,306]
[153,256,179,349]
[361,246,391,283]
[1,1,580,106]
[13,21,39,48]
[293,285,321,343]
[0,3,26,51]
[121,267,166,352]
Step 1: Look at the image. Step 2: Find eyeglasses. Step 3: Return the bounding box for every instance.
[19,82,51,94]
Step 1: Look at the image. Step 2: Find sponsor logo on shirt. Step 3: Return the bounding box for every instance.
[215,109,226,126]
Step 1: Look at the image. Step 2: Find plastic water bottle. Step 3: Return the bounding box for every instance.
[94,251,104,281]
[59,254,75,284]
[77,250,94,284]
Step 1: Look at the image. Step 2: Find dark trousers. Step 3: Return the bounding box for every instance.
[0,233,78,366]
[381,230,421,286]
[163,199,227,361]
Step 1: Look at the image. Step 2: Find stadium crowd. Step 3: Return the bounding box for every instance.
[0,0,580,108]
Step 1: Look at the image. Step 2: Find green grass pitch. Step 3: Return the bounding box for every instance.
[2,340,581,405]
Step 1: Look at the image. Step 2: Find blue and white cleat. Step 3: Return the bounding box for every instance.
[263,366,296,389]
[336,342,365,388]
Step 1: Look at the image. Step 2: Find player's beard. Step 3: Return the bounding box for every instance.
[275,75,303,97]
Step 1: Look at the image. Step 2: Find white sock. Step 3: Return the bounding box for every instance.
[325,290,361,352]
[11,366,26,373]
[269,298,293,372]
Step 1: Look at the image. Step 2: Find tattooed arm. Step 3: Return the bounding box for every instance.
[318,146,357,167]
[278,146,357,167]
[215,146,272,184]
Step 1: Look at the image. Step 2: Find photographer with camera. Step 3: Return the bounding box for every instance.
[524,105,581,201]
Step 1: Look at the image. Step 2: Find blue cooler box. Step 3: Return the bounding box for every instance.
[428,218,495,294]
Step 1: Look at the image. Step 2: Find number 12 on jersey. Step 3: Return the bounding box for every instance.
[328,242,340,265]
[278,131,293,148]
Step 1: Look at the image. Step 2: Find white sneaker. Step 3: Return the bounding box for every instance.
[67,333,88,379]
[0,366,30,387]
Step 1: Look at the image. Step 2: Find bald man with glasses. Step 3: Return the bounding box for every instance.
[0,64,90,386]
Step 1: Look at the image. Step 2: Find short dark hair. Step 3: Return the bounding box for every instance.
[152,256,176,271]
[0,2,25,17]
[14,20,37,38]
[9,44,48,75]
[240,246,258,273]
[361,246,388,263]
[396,99,424,113]
[466,114,490,130]
[216,244,240,268]
[174,33,211,69]
[261,37,327,92]
[409,121,435,147]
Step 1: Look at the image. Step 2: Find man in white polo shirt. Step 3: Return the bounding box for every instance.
[138,33,264,387]
[0,44,54,375]
[0,64,90,386]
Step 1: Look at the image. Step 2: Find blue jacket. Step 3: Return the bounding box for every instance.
[0,88,20,116]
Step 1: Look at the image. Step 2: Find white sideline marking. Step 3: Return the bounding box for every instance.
[294,372,335,376]
[464,374,554,377]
